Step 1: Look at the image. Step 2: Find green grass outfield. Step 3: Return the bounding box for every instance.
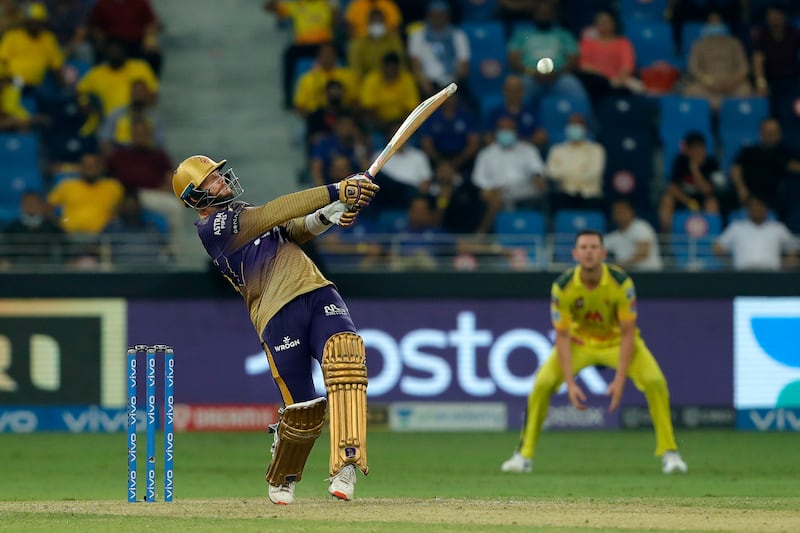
[1,430,798,532]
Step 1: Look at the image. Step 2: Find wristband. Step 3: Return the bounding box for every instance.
[326,183,338,202]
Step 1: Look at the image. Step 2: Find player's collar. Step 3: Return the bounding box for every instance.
[574,263,609,288]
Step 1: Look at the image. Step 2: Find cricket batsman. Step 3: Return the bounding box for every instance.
[501,229,688,474]
[173,155,379,504]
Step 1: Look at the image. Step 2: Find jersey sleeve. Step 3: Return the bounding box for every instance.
[550,282,570,331]
[616,276,638,323]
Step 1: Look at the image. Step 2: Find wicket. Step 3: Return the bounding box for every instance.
[127,344,174,503]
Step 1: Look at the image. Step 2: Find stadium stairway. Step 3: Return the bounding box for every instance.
[155,0,303,268]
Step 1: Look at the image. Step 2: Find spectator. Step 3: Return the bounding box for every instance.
[0,62,40,131]
[472,115,547,232]
[309,113,368,186]
[1,191,64,266]
[484,74,547,149]
[293,42,358,118]
[358,51,419,134]
[344,0,401,39]
[682,12,751,112]
[77,39,158,116]
[507,0,588,105]
[0,2,64,90]
[427,159,486,234]
[729,118,800,214]
[105,120,180,243]
[605,199,663,271]
[714,196,799,271]
[368,119,432,211]
[89,0,162,75]
[389,195,447,271]
[102,189,169,266]
[264,0,337,109]
[576,10,642,106]
[419,92,481,174]
[305,79,351,152]
[752,4,800,109]
[98,78,164,155]
[43,0,94,63]
[347,7,406,81]
[546,113,605,212]
[659,131,722,233]
[47,152,124,234]
[407,1,470,98]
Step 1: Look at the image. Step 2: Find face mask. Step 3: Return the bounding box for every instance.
[701,23,729,38]
[565,124,587,142]
[367,22,386,38]
[496,129,517,148]
[20,213,44,228]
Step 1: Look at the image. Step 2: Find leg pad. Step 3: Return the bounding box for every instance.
[265,397,326,486]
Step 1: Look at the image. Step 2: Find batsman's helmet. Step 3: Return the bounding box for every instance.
[172,155,244,209]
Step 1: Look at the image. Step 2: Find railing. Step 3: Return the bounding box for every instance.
[0,231,763,273]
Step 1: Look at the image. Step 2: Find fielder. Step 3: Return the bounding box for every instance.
[173,155,379,504]
[502,230,688,475]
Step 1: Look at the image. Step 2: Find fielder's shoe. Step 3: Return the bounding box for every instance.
[661,451,688,474]
[501,451,532,473]
[268,482,295,505]
[328,464,356,501]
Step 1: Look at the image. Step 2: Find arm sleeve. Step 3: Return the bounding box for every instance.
[471,150,491,190]
[454,31,470,61]
[283,215,317,243]
[550,283,571,331]
[716,225,735,250]
[232,185,335,247]
[616,277,638,323]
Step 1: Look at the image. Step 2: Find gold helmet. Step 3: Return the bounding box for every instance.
[172,155,243,209]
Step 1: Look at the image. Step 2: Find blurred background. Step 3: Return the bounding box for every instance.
[0,0,798,437]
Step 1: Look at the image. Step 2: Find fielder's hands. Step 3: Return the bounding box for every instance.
[336,174,379,211]
[566,382,587,411]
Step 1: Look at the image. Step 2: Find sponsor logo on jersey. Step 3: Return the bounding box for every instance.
[584,310,603,323]
[231,211,240,234]
[574,297,584,309]
[324,304,348,316]
[626,287,636,300]
[273,336,300,352]
[213,213,227,236]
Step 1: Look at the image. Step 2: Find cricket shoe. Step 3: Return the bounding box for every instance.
[661,451,688,474]
[328,464,356,501]
[501,451,532,473]
[268,482,295,505]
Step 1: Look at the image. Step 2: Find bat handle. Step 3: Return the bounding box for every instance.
[363,170,375,181]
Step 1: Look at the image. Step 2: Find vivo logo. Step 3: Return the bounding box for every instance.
[748,409,800,431]
[0,410,37,432]
[63,406,129,432]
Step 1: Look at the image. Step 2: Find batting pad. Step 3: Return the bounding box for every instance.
[265,397,327,486]
[322,332,369,476]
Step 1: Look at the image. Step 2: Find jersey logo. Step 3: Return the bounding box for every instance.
[324,304,348,316]
[231,210,240,234]
[626,287,636,300]
[213,213,228,236]
[574,297,584,309]
[273,336,301,352]
[584,311,603,323]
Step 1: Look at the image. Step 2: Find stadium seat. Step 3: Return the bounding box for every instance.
[596,94,654,132]
[0,132,40,165]
[553,209,606,263]
[461,0,499,22]
[378,209,408,233]
[142,209,170,236]
[559,0,614,37]
[719,97,769,132]
[658,96,714,177]
[494,210,547,267]
[461,21,507,100]
[540,95,592,144]
[625,20,677,68]
[602,132,655,211]
[670,212,723,270]
[619,0,668,22]
[480,92,506,126]
[680,21,705,62]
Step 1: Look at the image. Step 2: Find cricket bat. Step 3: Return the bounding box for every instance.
[365,82,458,180]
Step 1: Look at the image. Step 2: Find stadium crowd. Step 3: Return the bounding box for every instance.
[1,0,799,272]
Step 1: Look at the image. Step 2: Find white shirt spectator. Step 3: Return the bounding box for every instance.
[376,146,432,188]
[605,219,663,271]
[716,220,799,270]
[546,140,606,198]
[472,141,545,205]
[407,26,470,87]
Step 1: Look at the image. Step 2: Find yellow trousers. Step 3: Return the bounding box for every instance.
[518,336,678,458]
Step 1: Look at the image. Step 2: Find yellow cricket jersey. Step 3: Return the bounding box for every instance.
[277,1,334,44]
[550,263,639,347]
[293,66,358,114]
[77,60,159,115]
[0,28,63,86]
[1,83,29,120]
[359,70,419,123]
[47,177,124,233]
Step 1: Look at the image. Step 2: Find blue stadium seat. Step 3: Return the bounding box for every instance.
[602,132,655,211]
[625,20,677,68]
[494,210,547,267]
[540,95,592,143]
[620,0,668,22]
[680,21,704,62]
[658,96,713,177]
[671,212,723,270]
[719,97,769,132]
[141,209,170,236]
[596,94,654,133]
[378,209,408,233]
[553,209,606,263]
[480,92,506,126]
[0,132,40,165]
[461,0,499,22]
[461,21,507,101]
